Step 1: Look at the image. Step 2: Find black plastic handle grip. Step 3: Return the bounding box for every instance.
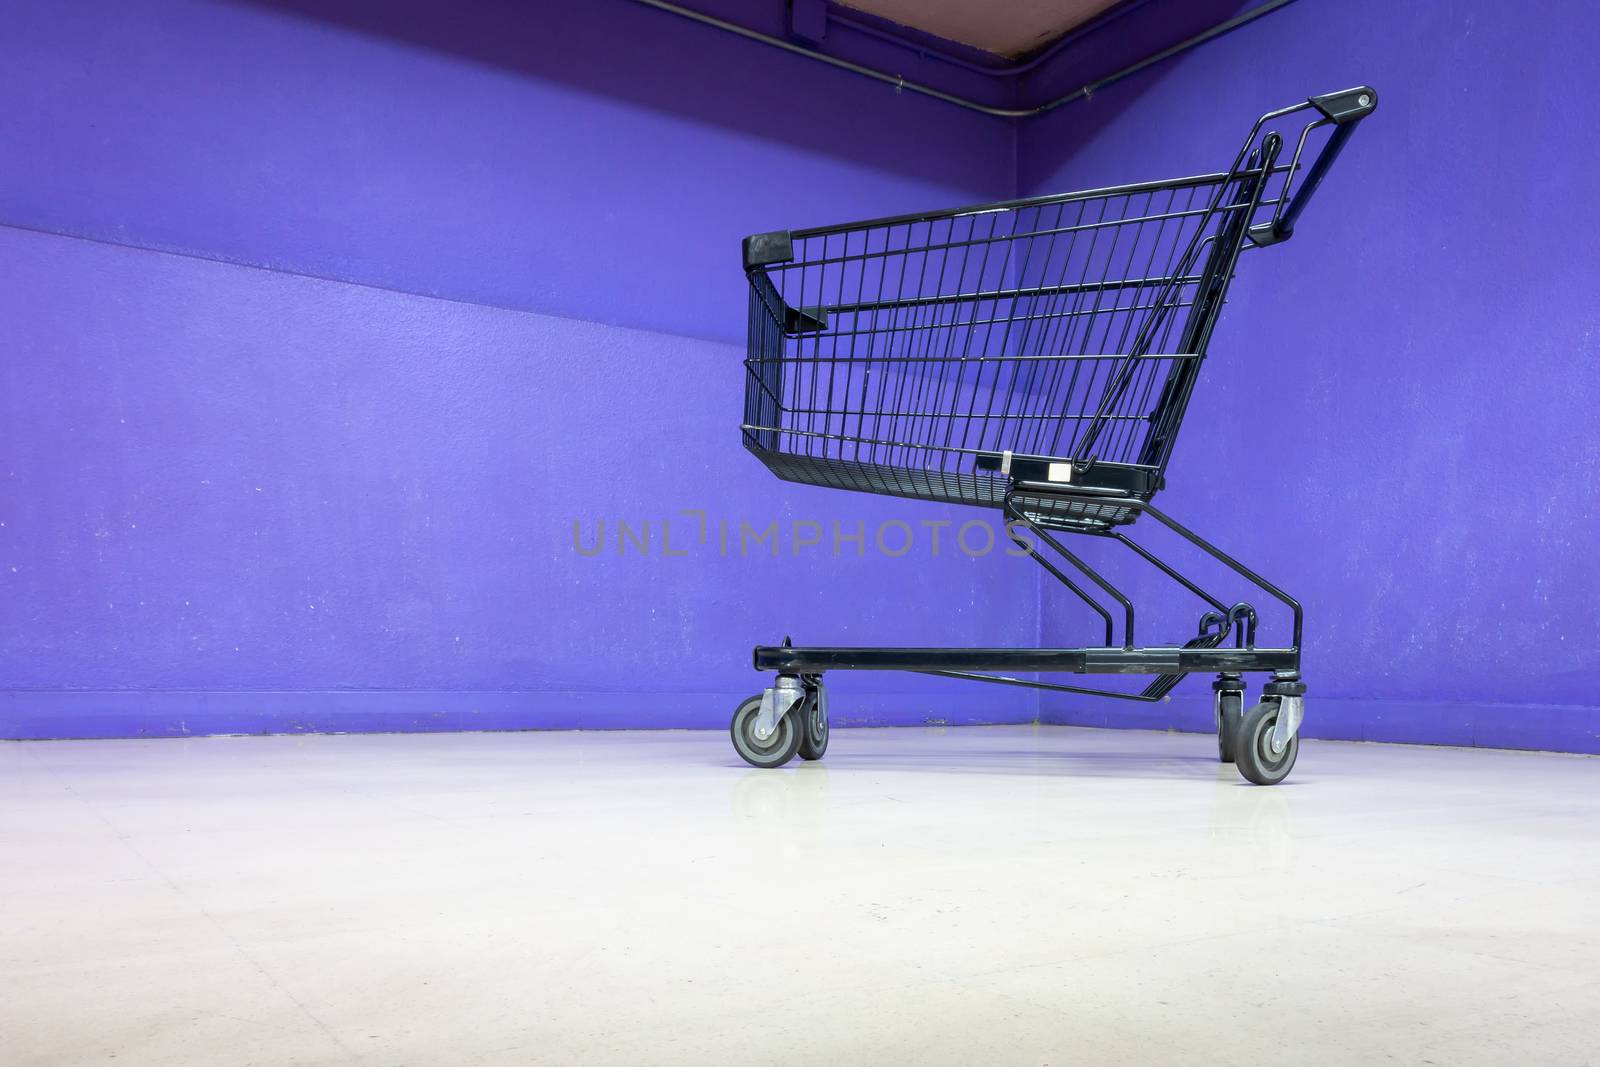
[1248,86,1377,247]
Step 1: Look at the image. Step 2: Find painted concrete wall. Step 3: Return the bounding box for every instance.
[1020,0,1600,752]
[1,0,1014,342]
[0,0,1036,737]
[5,0,1593,750]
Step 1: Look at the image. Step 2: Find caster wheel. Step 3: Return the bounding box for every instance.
[796,690,829,761]
[730,694,801,769]
[1235,699,1298,786]
[1217,690,1243,763]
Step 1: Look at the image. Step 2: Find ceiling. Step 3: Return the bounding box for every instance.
[839,0,1126,58]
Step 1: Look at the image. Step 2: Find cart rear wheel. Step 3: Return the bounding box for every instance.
[730,694,801,769]
[796,692,829,761]
[1217,690,1243,763]
[1235,700,1298,786]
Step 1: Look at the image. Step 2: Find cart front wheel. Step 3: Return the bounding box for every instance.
[1217,690,1243,764]
[797,691,829,761]
[1235,699,1298,786]
[731,694,802,769]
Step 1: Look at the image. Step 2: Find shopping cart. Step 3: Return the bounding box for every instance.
[731,88,1376,784]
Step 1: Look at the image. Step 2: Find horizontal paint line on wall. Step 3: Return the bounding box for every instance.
[1043,694,1600,756]
[0,221,740,349]
[0,687,1036,741]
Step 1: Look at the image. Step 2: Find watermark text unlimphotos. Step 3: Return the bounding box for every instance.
[571,509,1036,559]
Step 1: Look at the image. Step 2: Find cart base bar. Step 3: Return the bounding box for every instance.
[753,644,1297,674]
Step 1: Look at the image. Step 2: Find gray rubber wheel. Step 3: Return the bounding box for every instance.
[796,692,829,761]
[1217,690,1243,763]
[730,694,801,769]
[1235,699,1298,786]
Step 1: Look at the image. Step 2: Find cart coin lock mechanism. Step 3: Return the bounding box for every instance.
[732,88,1376,784]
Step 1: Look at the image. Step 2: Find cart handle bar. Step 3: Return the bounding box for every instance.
[1248,87,1377,247]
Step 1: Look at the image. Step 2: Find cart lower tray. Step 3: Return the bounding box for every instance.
[750,447,1146,529]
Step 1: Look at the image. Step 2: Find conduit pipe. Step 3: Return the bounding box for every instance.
[824,0,1161,80]
[627,0,1301,119]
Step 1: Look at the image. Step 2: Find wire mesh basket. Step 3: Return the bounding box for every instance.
[741,89,1373,530]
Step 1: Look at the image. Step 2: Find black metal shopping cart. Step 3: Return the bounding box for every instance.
[731,88,1376,784]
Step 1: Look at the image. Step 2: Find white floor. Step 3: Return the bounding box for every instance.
[3,725,1597,1066]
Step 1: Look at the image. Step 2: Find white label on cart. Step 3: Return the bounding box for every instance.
[1046,462,1074,483]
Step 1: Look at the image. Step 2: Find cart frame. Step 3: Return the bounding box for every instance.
[730,88,1376,784]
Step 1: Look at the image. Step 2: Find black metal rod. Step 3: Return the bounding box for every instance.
[1141,500,1302,651]
[914,669,1160,701]
[754,644,1298,673]
[1269,121,1355,240]
[818,273,1206,317]
[1070,135,1280,464]
[761,350,1198,364]
[1007,496,1135,648]
[788,166,1291,242]
[1107,530,1229,614]
[1016,486,1303,650]
[1004,517,1115,646]
[777,192,1285,264]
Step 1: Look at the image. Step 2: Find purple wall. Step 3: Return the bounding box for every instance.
[0,224,1040,738]
[0,0,1013,342]
[1021,0,1600,752]
[0,0,1036,738]
[4,0,1593,751]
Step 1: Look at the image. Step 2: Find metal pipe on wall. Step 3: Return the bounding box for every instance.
[824,0,1162,81]
[627,0,1301,119]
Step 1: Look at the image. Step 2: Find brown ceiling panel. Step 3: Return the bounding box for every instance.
[840,0,1125,58]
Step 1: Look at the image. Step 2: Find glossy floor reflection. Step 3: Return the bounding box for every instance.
[3,725,1597,1065]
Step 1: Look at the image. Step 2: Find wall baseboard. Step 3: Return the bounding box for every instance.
[0,687,1036,740]
[1042,694,1600,755]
